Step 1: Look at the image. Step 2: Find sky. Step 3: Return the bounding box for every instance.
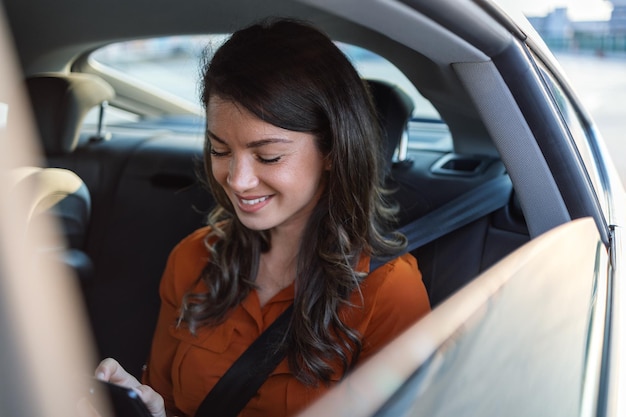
[517,0,614,21]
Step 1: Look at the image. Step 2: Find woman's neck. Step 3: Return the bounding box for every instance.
[255,228,301,307]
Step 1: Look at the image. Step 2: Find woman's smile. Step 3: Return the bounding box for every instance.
[207,96,328,235]
[236,194,273,212]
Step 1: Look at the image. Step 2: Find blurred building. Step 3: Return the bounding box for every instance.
[527,1,626,54]
[611,0,626,33]
[527,8,574,38]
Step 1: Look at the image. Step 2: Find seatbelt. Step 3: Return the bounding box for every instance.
[371,173,513,269]
[194,174,513,417]
[194,304,294,417]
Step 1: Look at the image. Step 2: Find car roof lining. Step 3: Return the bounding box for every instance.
[6,0,495,69]
[304,0,491,64]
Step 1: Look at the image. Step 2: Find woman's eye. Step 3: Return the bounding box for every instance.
[257,155,282,164]
[210,148,230,157]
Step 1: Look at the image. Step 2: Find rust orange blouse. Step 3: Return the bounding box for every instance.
[142,226,430,417]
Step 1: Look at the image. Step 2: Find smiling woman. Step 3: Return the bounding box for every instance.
[206,97,327,244]
[94,18,430,417]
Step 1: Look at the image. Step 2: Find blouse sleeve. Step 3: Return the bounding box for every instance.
[359,254,430,361]
[141,246,181,412]
[142,227,210,414]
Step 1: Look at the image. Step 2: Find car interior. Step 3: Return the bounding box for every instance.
[5,0,606,384]
[20,70,529,380]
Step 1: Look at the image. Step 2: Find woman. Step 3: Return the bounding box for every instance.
[96,18,430,417]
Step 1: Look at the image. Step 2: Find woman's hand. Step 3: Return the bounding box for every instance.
[95,358,167,417]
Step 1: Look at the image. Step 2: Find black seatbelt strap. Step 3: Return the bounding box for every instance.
[194,304,293,417]
[194,174,512,417]
[371,174,513,269]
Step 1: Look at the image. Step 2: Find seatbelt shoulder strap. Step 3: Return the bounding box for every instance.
[371,174,513,269]
[194,304,293,417]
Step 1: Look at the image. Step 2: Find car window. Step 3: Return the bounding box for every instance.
[336,44,440,120]
[91,36,438,118]
[88,35,450,150]
[536,58,609,217]
[90,35,222,106]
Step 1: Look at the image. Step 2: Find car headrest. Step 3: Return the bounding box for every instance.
[365,79,415,172]
[9,166,94,281]
[9,166,91,249]
[26,73,115,155]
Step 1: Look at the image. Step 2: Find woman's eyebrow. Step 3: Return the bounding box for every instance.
[246,138,293,149]
[207,130,225,144]
[207,130,293,148]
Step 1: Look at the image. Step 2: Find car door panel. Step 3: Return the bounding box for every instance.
[299,217,603,417]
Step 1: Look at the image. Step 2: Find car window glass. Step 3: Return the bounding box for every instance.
[88,36,450,150]
[536,58,608,216]
[336,44,440,120]
[90,35,220,106]
[90,36,439,118]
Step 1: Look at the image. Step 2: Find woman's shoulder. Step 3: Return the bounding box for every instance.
[358,252,429,314]
[352,253,430,355]
[360,253,421,290]
[170,225,213,257]
[160,225,214,300]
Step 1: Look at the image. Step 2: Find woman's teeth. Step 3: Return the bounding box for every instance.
[242,196,268,205]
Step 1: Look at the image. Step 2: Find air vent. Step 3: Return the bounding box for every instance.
[431,153,491,177]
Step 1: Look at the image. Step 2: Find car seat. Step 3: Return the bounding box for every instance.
[22,72,114,280]
[365,79,415,174]
[25,72,114,156]
[8,166,93,281]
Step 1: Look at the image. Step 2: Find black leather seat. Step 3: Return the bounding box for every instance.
[363,82,529,307]
[26,72,115,156]
[22,72,114,280]
[366,79,415,174]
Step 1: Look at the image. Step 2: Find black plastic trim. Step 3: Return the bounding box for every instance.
[492,40,609,243]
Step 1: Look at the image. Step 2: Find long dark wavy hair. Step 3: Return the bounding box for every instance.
[179,18,406,386]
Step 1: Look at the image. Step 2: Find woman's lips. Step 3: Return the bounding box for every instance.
[235,194,272,213]
[241,196,269,205]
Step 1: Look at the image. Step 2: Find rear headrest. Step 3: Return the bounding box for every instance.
[366,79,415,171]
[9,166,94,280]
[26,73,115,155]
[9,166,91,249]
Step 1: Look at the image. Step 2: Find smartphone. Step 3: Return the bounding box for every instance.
[88,379,153,417]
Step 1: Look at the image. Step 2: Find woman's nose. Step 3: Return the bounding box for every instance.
[227,155,259,191]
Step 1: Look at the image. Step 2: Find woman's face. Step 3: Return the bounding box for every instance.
[207,96,328,237]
